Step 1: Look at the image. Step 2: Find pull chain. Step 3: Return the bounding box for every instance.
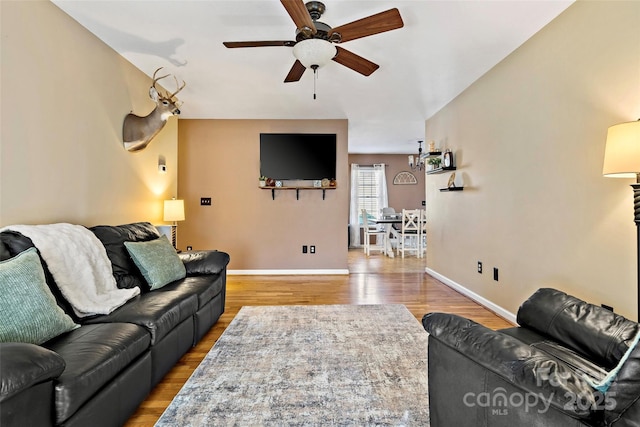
[311,64,319,100]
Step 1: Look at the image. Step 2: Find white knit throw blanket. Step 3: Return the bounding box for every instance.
[2,223,139,317]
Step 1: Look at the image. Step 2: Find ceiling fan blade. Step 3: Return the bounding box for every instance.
[332,46,379,76]
[223,41,296,48]
[284,60,306,83]
[280,0,317,34]
[330,8,404,43]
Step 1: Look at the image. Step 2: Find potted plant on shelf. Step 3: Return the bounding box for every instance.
[427,157,442,171]
[259,176,267,187]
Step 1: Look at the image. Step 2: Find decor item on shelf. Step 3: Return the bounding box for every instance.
[321,178,330,187]
[428,140,436,153]
[313,180,322,188]
[222,1,404,95]
[427,157,441,171]
[259,176,267,187]
[393,171,417,185]
[275,180,283,187]
[443,149,454,168]
[329,178,337,187]
[447,172,456,188]
[163,198,185,248]
[408,140,426,171]
[265,178,276,187]
[123,67,185,152]
[602,118,640,320]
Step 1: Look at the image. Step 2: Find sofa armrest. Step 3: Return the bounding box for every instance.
[423,312,599,419]
[517,288,639,369]
[178,250,230,276]
[0,343,65,402]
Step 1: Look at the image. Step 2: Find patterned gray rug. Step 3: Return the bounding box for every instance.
[156,304,430,426]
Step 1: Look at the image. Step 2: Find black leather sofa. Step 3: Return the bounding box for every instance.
[423,288,640,427]
[0,222,230,427]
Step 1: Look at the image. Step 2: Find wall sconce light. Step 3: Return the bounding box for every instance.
[603,119,640,320]
[158,155,167,174]
[163,198,185,248]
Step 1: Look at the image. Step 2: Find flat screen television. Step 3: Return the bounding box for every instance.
[260,133,337,180]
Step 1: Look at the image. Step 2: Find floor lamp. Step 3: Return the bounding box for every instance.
[603,119,640,320]
[163,199,185,249]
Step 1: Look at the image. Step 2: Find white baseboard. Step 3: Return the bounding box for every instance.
[425,268,517,325]
[229,269,350,276]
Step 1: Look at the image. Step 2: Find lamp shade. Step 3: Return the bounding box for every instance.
[293,39,337,68]
[163,199,185,222]
[603,120,640,178]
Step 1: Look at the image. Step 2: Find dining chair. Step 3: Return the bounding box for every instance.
[419,208,427,258]
[361,209,386,256]
[398,209,421,258]
[381,207,399,251]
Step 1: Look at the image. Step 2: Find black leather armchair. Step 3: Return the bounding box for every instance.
[422,288,640,427]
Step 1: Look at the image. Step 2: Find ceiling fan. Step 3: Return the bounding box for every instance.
[223,0,404,83]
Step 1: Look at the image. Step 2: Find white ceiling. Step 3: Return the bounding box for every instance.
[51,0,573,154]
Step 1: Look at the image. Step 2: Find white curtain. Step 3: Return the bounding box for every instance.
[349,164,361,248]
[374,163,389,215]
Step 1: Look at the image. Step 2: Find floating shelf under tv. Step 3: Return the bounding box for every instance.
[260,186,336,200]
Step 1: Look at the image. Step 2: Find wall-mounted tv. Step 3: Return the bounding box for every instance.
[260,133,337,180]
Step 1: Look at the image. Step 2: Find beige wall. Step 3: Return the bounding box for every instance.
[425,1,640,320]
[178,119,349,272]
[348,154,426,212]
[0,1,178,227]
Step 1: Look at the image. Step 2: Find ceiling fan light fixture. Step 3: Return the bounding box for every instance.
[293,39,337,68]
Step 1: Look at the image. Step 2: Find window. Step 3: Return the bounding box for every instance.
[357,167,379,225]
[349,163,388,248]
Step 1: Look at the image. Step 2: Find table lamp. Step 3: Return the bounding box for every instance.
[603,119,640,319]
[163,198,185,248]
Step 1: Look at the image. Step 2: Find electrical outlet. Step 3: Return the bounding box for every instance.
[477,262,482,274]
[310,245,315,254]
[200,197,212,206]
[186,246,192,251]
[302,245,308,254]
[493,268,499,281]
[422,200,426,206]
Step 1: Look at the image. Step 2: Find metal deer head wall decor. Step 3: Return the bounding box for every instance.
[122,67,185,152]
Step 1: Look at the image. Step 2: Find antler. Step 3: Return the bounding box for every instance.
[151,67,170,89]
[168,75,186,99]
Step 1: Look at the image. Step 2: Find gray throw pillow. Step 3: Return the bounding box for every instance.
[0,248,79,344]
[124,236,186,290]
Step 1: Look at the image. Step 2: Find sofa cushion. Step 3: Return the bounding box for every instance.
[89,222,160,291]
[124,237,186,290]
[83,289,198,345]
[43,323,150,424]
[0,342,66,402]
[0,248,78,345]
[160,275,225,309]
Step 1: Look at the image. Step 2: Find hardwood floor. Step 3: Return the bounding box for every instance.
[124,249,513,426]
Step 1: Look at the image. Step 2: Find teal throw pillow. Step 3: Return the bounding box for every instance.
[124,237,186,290]
[0,248,79,344]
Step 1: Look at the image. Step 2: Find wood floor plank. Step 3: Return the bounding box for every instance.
[124,249,513,426]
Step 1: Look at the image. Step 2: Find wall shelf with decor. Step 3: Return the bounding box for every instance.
[426,166,456,175]
[260,186,336,200]
[439,186,464,192]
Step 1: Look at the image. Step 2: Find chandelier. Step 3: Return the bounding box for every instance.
[408,140,426,171]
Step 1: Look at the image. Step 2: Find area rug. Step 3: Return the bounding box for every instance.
[156,304,430,426]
